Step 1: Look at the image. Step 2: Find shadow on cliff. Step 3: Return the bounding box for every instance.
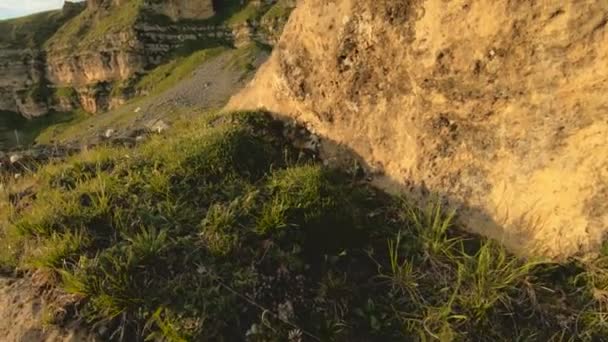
[0,110,81,150]
[265,110,539,259]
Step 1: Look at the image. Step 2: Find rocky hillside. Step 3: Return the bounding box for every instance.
[228,0,608,259]
[0,0,295,118]
[4,2,608,341]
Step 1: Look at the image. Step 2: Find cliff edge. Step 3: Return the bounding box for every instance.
[228,0,608,259]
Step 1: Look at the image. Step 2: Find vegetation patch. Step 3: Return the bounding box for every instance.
[45,0,144,52]
[0,8,83,49]
[136,47,227,95]
[1,111,608,341]
[0,110,86,149]
[261,0,295,23]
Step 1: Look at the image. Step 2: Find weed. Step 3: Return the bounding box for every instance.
[26,230,92,269]
[3,111,608,341]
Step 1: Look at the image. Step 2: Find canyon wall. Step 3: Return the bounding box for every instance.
[228,0,608,259]
[0,0,219,117]
[0,0,295,118]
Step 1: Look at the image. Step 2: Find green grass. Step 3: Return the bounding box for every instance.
[45,0,144,52]
[261,0,294,22]
[35,44,261,145]
[226,2,266,26]
[136,47,227,95]
[2,111,608,340]
[224,42,271,72]
[0,9,82,49]
[0,110,86,149]
[54,87,77,99]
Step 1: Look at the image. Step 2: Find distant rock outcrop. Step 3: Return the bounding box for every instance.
[228,0,608,259]
[0,0,295,118]
[0,0,220,118]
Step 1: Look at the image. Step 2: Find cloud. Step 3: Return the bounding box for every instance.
[0,0,67,19]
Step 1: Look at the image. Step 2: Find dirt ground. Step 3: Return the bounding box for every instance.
[0,275,98,342]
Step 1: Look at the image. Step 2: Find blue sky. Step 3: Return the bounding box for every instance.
[0,0,72,20]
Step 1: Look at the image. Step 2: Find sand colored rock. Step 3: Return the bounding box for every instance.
[0,276,98,342]
[227,0,608,259]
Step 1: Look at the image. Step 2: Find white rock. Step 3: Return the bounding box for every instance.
[104,129,115,138]
[151,120,170,134]
[9,154,22,164]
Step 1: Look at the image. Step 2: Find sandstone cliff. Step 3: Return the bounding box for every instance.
[0,0,293,118]
[228,0,608,259]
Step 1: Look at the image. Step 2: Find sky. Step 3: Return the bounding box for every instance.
[0,0,70,20]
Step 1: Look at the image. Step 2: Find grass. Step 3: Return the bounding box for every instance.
[261,0,295,25]
[0,8,82,49]
[2,110,608,340]
[0,110,87,149]
[54,87,77,100]
[33,43,262,145]
[45,0,144,52]
[226,2,266,26]
[136,47,227,95]
[224,42,271,72]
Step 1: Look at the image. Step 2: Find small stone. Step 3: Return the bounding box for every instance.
[9,154,22,164]
[104,129,115,138]
[151,120,170,134]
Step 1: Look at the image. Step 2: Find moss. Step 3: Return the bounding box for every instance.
[54,87,77,99]
[224,42,270,71]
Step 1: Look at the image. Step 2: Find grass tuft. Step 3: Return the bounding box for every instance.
[2,110,608,341]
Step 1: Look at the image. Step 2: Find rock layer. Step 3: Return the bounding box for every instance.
[0,0,295,118]
[228,0,608,259]
[0,0,218,117]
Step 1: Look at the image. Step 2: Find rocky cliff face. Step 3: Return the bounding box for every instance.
[0,3,86,118]
[0,0,294,118]
[0,50,48,117]
[228,0,608,259]
[0,0,219,117]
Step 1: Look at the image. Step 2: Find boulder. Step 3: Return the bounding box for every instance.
[227,0,608,259]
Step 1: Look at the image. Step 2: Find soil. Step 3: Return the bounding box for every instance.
[0,275,98,342]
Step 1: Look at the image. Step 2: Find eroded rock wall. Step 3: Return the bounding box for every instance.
[228,0,608,259]
[0,0,221,117]
[0,50,49,118]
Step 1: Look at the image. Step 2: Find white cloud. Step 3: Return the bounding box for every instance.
[0,0,71,20]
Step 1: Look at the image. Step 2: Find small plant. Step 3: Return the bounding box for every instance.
[457,240,536,323]
[402,199,459,259]
[256,198,289,234]
[27,230,91,269]
[385,231,423,305]
[200,201,241,256]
